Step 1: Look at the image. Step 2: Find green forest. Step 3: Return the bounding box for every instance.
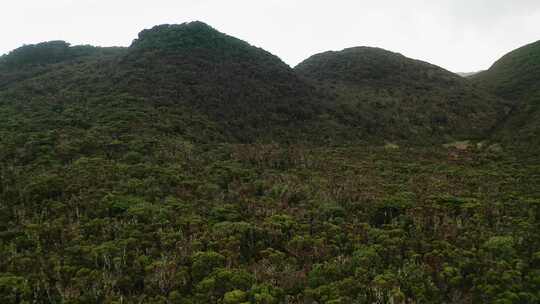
[0,22,539,303]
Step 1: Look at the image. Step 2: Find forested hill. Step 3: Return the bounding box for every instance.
[295,47,507,143]
[473,40,540,100]
[1,22,540,303]
[0,22,330,145]
[0,41,126,89]
[473,40,540,153]
[0,22,509,146]
[117,22,326,142]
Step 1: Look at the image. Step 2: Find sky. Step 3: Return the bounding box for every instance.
[1,0,539,73]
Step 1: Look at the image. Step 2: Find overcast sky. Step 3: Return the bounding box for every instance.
[1,0,539,72]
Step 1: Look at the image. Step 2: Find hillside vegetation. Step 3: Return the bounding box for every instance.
[0,22,330,145]
[296,47,506,143]
[0,41,125,89]
[0,22,539,303]
[121,22,327,142]
[473,40,540,154]
[473,40,540,100]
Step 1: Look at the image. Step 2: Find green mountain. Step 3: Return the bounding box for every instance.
[473,40,540,152]
[0,41,125,89]
[0,22,327,158]
[1,22,539,303]
[118,22,324,141]
[473,40,540,99]
[0,26,508,146]
[295,47,505,143]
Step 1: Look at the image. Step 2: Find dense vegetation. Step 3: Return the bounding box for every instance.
[1,21,539,303]
[120,22,329,142]
[295,47,507,143]
[473,40,540,154]
[0,41,126,90]
[473,40,540,100]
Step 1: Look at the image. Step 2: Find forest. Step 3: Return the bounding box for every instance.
[0,21,539,303]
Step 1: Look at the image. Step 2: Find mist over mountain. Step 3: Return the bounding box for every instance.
[457,71,482,77]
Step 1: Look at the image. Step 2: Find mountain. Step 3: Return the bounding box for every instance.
[1,22,540,304]
[473,40,540,99]
[457,71,482,77]
[0,41,125,88]
[295,47,505,143]
[0,26,508,146]
[473,40,540,152]
[0,22,325,153]
[116,22,324,141]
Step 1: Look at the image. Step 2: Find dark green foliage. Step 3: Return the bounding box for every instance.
[0,21,539,303]
[1,138,539,303]
[0,41,108,68]
[132,22,256,56]
[0,41,126,89]
[473,40,540,100]
[119,21,329,143]
[295,47,507,143]
[473,40,540,154]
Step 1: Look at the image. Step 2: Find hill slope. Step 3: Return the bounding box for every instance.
[0,22,326,155]
[0,41,125,89]
[473,40,540,99]
[1,23,540,304]
[473,40,540,151]
[295,47,506,143]
[1,27,508,146]
[116,22,323,141]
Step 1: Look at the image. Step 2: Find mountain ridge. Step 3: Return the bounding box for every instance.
[472,39,540,153]
[0,21,520,146]
[1,21,540,304]
[295,46,506,143]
